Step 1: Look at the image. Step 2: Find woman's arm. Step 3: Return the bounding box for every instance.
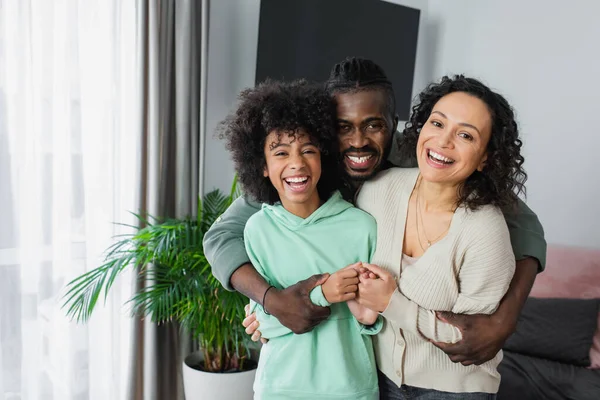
[430,201,545,365]
[432,257,537,365]
[356,265,463,343]
[357,210,516,344]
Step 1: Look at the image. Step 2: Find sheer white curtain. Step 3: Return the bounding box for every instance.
[0,1,142,399]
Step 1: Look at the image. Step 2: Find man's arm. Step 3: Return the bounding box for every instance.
[203,196,260,290]
[434,200,546,365]
[435,257,537,365]
[203,195,331,333]
[504,198,547,271]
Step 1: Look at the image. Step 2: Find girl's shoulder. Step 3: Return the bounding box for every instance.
[366,167,419,188]
[339,205,377,230]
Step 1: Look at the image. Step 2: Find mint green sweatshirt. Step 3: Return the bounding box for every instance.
[245,191,381,400]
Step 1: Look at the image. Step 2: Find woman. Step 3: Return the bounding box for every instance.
[355,75,525,399]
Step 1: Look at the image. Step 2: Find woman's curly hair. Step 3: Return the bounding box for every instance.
[401,75,527,210]
[218,79,342,204]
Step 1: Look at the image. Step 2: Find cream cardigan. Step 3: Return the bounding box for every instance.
[357,168,516,394]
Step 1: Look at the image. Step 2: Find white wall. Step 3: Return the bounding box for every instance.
[428,0,600,248]
[203,0,261,195]
[202,0,432,195]
[201,0,598,248]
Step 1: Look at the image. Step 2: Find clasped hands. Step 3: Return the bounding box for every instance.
[321,262,397,313]
[242,262,397,342]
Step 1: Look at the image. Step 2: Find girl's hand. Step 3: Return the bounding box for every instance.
[346,299,379,325]
[242,304,268,343]
[321,266,360,303]
[356,263,397,312]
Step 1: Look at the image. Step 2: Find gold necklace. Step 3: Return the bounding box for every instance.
[415,180,452,250]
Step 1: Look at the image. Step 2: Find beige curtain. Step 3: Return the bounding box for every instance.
[129,1,207,399]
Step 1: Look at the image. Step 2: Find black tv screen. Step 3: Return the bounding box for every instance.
[255,0,420,120]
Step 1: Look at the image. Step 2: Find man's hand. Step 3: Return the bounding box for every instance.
[265,274,332,334]
[321,267,360,303]
[431,257,538,366]
[431,311,511,366]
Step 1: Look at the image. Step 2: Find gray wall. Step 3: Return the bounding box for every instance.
[203,0,600,248]
[428,0,600,248]
[202,0,432,195]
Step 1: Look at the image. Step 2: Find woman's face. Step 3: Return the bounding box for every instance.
[417,91,492,187]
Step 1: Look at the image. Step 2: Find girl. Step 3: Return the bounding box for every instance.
[219,79,381,400]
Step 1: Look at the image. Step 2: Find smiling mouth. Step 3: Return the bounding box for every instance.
[427,149,455,165]
[344,154,377,171]
[284,176,310,192]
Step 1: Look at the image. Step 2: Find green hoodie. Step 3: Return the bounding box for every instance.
[245,191,381,400]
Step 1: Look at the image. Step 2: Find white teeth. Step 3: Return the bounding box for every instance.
[347,155,373,163]
[428,150,454,163]
[285,176,308,183]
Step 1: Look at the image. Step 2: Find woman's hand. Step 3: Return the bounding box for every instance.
[346,299,379,325]
[356,263,398,313]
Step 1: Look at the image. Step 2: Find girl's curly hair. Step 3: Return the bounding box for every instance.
[218,79,342,204]
[401,75,527,210]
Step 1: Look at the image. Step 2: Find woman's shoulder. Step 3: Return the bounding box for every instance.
[360,167,419,196]
[357,167,419,212]
[367,167,419,187]
[456,203,509,240]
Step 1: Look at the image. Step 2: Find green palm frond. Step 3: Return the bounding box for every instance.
[62,176,247,372]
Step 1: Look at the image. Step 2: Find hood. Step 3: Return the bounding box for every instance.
[262,191,352,231]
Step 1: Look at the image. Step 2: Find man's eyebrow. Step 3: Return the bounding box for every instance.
[431,110,481,134]
[362,117,386,124]
[337,117,386,124]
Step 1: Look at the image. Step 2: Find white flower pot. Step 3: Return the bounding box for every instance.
[182,351,256,400]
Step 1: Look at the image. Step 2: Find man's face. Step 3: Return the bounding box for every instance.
[335,90,396,182]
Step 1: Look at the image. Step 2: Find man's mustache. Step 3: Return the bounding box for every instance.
[342,147,379,156]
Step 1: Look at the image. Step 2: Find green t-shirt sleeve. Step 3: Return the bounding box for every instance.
[203,195,261,291]
[503,198,547,272]
[309,285,332,307]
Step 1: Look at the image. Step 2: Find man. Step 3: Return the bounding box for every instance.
[203,57,546,366]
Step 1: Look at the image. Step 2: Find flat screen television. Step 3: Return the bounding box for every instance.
[255,0,420,120]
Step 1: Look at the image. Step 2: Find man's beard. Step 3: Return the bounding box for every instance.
[342,142,392,183]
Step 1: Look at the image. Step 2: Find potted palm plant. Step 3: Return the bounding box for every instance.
[62,178,257,400]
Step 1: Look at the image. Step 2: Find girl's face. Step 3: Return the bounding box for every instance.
[263,129,322,218]
[416,91,492,187]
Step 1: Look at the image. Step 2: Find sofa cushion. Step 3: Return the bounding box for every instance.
[504,298,600,366]
[529,245,600,368]
[498,351,600,400]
